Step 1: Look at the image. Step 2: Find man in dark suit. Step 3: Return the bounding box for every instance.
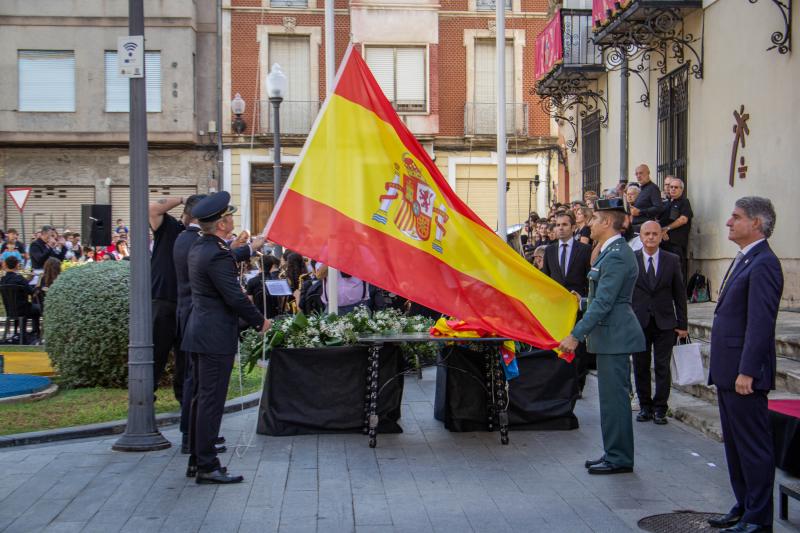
[707,197,783,533]
[631,221,688,425]
[29,225,66,270]
[542,212,592,393]
[182,192,270,484]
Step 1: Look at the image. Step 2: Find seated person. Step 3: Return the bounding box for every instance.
[0,255,41,341]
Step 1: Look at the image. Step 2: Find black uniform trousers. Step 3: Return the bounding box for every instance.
[717,389,774,526]
[661,241,688,288]
[632,317,675,411]
[179,350,194,436]
[152,298,184,402]
[189,352,235,472]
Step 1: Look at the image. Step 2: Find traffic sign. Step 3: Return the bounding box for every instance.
[6,187,32,211]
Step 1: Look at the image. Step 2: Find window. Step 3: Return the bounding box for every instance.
[476,0,512,11]
[581,112,601,196]
[657,65,689,188]
[104,51,162,112]
[267,35,313,133]
[467,39,518,135]
[18,50,75,112]
[271,0,307,6]
[365,46,427,113]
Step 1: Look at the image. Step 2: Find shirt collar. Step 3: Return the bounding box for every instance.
[558,237,573,247]
[600,234,623,254]
[740,238,766,257]
[642,248,660,261]
[189,223,201,229]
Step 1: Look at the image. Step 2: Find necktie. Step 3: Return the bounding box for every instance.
[647,256,656,288]
[560,243,568,277]
[720,251,745,292]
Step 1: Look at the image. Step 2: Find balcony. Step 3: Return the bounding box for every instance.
[591,0,704,78]
[534,9,605,94]
[463,103,528,137]
[258,100,321,136]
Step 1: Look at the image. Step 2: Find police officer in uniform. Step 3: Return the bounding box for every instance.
[182,192,270,484]
[174,195,264,457]
[558,198,646,475]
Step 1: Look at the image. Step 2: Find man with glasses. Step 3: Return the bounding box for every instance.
[659,176,693,284]
[629,164,662,232]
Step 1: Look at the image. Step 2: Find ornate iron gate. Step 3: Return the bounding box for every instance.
[581,111,601,196]
[657,64,689,189]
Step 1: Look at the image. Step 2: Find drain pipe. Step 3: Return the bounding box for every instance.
[216,0,224,187]
[620,50,629,184]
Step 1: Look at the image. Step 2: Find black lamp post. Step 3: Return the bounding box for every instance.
[267,63,287,257]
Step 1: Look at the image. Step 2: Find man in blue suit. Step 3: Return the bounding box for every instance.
[559,198,646,475]
[707,197,783,533]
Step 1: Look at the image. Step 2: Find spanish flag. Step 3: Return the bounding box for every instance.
[265,45,577,354]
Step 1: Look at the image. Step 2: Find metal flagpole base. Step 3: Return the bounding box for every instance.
[112,431,171,452]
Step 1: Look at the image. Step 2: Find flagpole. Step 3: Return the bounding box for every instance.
[495,0,507,240]
[325,0,339,314]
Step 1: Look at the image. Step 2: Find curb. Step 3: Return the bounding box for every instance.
[0,391,262,449]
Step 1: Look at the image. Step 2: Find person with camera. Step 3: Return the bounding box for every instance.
[29,225,66,270]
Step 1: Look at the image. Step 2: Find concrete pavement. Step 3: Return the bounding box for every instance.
[1,369,798,532]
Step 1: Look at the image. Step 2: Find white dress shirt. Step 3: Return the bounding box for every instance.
[557,238,574,273]
[739,238,766,256]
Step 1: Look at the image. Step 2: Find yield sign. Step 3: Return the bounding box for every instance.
[6,187,32,211]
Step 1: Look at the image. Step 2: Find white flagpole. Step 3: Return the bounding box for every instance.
[496,0,507,240]
[325,0,339,314]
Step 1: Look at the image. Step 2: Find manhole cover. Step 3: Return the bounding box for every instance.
[638,512,726,532]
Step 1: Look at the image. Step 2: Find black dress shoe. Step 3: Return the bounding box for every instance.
[215,436,225,445]
[720,522,771,533]
[196,468,243,484]
[584,457,605,469]
[636,407,653,422]
[187,465,226,478]
[653,412,668,425]
[587,461,633,475]
[707,510,743,528]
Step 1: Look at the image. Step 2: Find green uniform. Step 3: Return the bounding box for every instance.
[572,236,646,468]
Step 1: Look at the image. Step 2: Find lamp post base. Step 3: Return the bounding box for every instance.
[112,431,171,452]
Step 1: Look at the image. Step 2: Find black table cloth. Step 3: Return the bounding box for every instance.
[434,345,579,432]
[769,400,800,477]
[257,345,404,436]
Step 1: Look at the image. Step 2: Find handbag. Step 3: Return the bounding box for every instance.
[671,336,705,386]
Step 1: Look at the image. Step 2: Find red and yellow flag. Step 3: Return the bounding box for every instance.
[265,45,577,353]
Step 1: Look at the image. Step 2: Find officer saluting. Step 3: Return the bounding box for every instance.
[182,191,270,484]
[558,198,645,475]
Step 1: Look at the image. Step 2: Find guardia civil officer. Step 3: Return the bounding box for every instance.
[558,198,646,475]
[182,192,270,484]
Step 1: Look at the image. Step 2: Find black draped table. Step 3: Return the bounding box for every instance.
[769,399,800,477]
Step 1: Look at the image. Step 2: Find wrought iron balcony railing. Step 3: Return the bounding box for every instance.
[463,102,528,136]
[535,9,604,88]
[258,100,321,135]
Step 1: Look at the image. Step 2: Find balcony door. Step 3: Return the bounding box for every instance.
[251,164,292,232]
[472,40,516,135]
[267,35,312,134]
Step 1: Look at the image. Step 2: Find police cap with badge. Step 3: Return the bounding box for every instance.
[192,191,238,222]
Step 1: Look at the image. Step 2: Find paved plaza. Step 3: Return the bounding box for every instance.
[1,370,798,533]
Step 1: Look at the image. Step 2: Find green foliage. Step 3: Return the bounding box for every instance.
[240,307,437,373]
[44,261,131,387]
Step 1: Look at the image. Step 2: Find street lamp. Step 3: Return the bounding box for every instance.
[231,93,247,134]
[267,63,287,257]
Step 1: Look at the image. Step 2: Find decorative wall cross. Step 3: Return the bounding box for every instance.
[729,105,750,187]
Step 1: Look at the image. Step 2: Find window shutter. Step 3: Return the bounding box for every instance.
[395,48,425,111]
[18,50,75,112]
[268,35,312,133]
[365,47,395,102]
[104,51,161,112]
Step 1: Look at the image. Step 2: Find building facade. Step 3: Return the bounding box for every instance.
[223,0,561,235]
[0,0,220,234]
[537,0,799,306]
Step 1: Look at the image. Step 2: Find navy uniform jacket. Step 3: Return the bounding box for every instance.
[571,237,646,355]
[709,240,783,391]
[181,234,263,355]
[173,227,252,338]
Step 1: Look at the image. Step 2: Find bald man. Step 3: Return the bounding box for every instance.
[629,164,663,231]
[631,221,688,424]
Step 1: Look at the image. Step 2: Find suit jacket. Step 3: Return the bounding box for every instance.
[541,240,592,296]
[708,240,783,391]
[180,234,263,355]
[571,237,646,355]
[0,271,34,315]
[632,249,688,331]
